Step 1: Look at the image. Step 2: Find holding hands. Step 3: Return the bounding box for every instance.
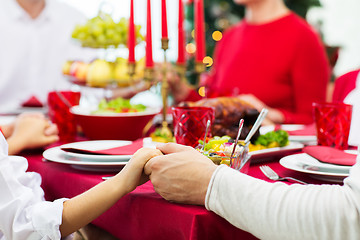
[143,143,217,205]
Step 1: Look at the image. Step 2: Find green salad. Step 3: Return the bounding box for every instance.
[254,130,289,147]
[92,97,147,114]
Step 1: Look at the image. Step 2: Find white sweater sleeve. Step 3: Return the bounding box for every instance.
[205,159,360,240]
[0,134,67,240]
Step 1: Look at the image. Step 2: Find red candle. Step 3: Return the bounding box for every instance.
[145,0,154,68]
[128,0,135,63]
[177,0,185,65]
[161,0,168,39]
[194,0,205,63]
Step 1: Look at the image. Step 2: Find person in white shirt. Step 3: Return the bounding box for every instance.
[344,72,360,147]
[144,143,360,240]
[0,133,162,240]
[0,0,95,113]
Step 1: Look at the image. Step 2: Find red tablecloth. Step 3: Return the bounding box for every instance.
[24,146,335,240]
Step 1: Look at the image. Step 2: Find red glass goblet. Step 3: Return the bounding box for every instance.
[48,91,81,143]
[313,102,352,150]
[172,106,215,148]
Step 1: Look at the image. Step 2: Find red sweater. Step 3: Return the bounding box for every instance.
[186,13,330,124]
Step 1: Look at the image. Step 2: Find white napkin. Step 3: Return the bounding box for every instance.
[344,72,360,146]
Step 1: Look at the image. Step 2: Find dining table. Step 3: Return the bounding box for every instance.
[23,140,340,240]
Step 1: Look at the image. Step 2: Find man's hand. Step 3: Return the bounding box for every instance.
[144,143,217,205]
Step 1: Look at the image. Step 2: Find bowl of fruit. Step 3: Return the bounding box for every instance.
[71,97,160,140]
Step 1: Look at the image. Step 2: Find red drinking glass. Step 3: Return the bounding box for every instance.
[47,91,81,143]
[313,102,352,150]
[172,106,215,148]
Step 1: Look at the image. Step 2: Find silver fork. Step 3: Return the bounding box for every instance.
[259,165,307,184]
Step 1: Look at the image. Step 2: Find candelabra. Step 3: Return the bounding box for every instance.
[159,37,173,139]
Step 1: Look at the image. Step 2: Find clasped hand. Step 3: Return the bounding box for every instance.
[126,143,217,205]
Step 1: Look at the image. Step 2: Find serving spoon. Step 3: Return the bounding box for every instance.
[230,118,244,166]
[244,108,269,145]
[201,120,211,152]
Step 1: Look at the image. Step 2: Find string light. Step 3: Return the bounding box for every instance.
[186,43,196,54]
[203,56,213,67]
[212,31,222,41]
[198,86,206,97]
[191,29,195,38]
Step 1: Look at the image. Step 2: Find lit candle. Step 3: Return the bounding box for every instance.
[177,0,185,65]
[194,0,205,63]
[161,0,168,40]
[145,0,154,68]
[128,0,135,63]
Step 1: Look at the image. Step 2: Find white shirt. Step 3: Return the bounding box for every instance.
[344,72,360,146]
[205,154,360,240]
[0,133,68,240]
[0,0,96,113]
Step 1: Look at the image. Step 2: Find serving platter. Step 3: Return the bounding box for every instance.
[260,124,317,144]
[249,141,304,163]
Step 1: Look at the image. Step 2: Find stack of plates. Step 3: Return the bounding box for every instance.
[279,150,357,183]
[43,140,140,172]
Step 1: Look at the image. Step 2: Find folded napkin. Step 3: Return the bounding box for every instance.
[303,146,357,166]
[61,139,144,155]
[287,124,316,136]
[21,95,43,107]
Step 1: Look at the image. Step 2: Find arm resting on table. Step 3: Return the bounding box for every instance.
[206,163,360,240]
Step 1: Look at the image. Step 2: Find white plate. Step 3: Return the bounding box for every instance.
[279,152,356,183]
[260,124,317,143]
[249,141,304,161]
[43,147,128,172]
[60,140,134,162]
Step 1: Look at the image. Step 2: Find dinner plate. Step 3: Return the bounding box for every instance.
[260,124,317,143]
[249,141,304,163]
[60,140,134,162]
[279,151,357,183]
[43,147,128,172]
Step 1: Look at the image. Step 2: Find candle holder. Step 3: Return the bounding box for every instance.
[176,63,187,81]
[144,67,154,82]
[195,61,206,74]
[128,61,136,83]
[161,38,169,51]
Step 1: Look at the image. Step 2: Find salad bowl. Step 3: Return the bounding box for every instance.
[71,105,160,141]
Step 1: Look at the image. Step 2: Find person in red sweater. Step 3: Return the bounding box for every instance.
[170,0,331,125]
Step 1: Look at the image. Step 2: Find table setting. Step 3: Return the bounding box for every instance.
[4,0,357,239]
[19,97,357,240]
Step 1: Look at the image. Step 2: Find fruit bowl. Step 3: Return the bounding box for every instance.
[71,105,160,141]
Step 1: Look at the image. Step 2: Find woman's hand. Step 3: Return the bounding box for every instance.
[6,113,59,154]
[238,94,285,125]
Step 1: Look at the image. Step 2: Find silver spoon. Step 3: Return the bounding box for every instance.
[244,108,269,144]
[236,108,268,157]
[230,118,244,166]
[201,120,211,151]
